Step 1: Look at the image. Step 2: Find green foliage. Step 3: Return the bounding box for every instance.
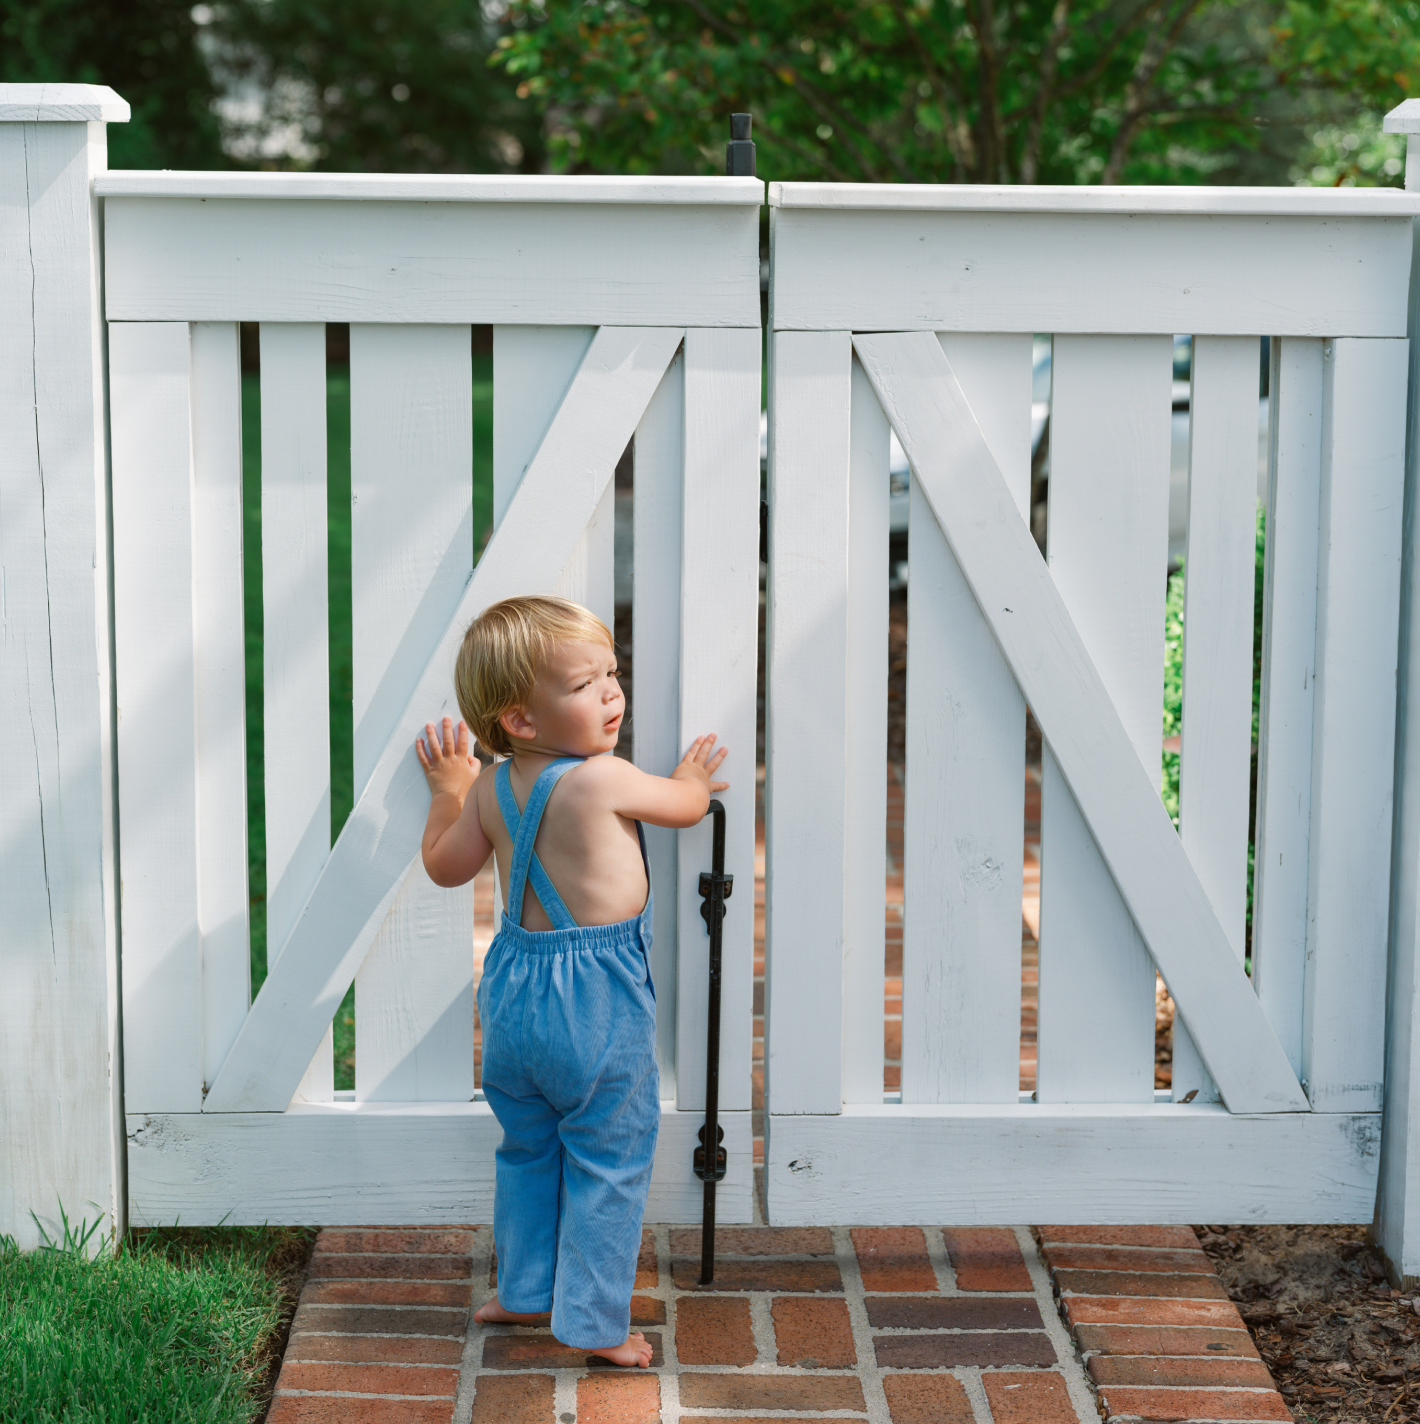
[1161,503,1267,947]
[1162,562,1186,828]
[492,0,1406,185]
[206,0,542,172]
[1290,108,1406,185]
[0,1212,311,1424]
[0,0,225,168]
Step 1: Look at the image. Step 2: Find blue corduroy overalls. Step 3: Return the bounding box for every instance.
[478,755,660,1349]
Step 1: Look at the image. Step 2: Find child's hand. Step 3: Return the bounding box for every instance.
[671,735,729,793]
[416,717,479,802]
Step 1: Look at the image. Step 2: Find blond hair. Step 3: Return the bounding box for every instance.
[455,596,613,757]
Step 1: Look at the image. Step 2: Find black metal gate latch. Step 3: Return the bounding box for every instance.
[699,869,733,930]
[694,1123,727,1182]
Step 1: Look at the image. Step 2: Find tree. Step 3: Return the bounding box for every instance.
[493,0,1416,185]
[206,0,543,173]
[1,0,225,168]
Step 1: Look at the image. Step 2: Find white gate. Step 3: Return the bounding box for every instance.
[764,182,1418,1224]
[104,171,763,1225]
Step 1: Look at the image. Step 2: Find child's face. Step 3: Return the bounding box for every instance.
[510,639,623,756]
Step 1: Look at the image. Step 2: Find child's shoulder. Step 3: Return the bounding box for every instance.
[557,752,637,809]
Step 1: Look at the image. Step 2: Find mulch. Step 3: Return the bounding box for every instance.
[1199,1224,1420,1423]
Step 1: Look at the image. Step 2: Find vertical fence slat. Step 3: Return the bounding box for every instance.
[1301,337,1407,1112]
[190,322,251,1086]
[633,349,684,1093]
[842,355,890,1105]
[492,324,601,613]
[1169,336,1262,1104]
[1252,338,1324,1073]
[259,322,333,1103]
[112,321,203,1113]
[351,324,474,1102]
[675,327,761,1117]
[765,329,852,1117]
[1036,334,1172,1103]
[903,333,1031,1105]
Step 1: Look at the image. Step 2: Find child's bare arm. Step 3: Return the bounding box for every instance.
[416,717,494,887]
[593,735,728,828]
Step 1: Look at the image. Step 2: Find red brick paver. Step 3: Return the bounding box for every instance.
[1038,1226,1296,1423]
[453,1222,1095,1422]
[943,1226,1035,1291]
[270,1225,471,1423]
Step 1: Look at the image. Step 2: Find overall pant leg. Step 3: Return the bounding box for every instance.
[483,1079,564,1314]
[534,936,661,1348]
[479,937,564,1315]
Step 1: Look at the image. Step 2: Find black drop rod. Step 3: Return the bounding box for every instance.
[700,798,727,1285]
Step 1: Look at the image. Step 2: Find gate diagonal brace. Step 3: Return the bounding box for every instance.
[852,330,1307,1115]
[205,325,685,1113]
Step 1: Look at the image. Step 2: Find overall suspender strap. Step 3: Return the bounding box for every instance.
[496,758,584,930]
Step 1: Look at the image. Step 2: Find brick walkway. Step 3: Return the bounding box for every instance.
[269,1222,1296,1421]
[268,1221,1296,1421]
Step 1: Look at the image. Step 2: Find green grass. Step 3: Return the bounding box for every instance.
[0,1215,314,1424]
[242,346,494,1090]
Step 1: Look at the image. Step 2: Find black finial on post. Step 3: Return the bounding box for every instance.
[726,112,755,176]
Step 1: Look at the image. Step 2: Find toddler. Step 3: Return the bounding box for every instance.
[416,595,727,1367]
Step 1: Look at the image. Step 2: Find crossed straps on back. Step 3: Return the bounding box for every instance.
[496,756,584,930]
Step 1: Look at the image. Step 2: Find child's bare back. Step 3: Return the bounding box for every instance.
[414,596,726,1368]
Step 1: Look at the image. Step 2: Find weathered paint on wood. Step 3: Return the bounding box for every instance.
[1251,338,1324,1074]
[128,1103,753,1226]
[189,323,252,1088]
[633,350,684,1092]
[103,198,762,327]
[903,333,1030,1106]
[674,327,761,1130]
[842,356,891,1106]
[204,326,683,1112]
[769,208,1413,337]
[100,171,764,205]
[767,1104,1379,1225]
[111,321,203,1115]
[0,101,123,1248]
[1036,335,1171,1105]
[1170,337,1262,1105]
[259,322,334,1104]
[351,324,475,1104]
[765,330,853,1117]
[854,330,1306,1114]
[1302,338,1407,1113]
[1376,149,1420,1281]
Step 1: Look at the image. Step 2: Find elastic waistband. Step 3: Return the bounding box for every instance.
[494,906,652,955]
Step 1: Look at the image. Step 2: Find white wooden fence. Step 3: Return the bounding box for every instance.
[10,82,1420,1279]
[765,173,1420,1249]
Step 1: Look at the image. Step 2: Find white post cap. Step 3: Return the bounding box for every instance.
[0,84,129,123]
[1385,100,1420,134]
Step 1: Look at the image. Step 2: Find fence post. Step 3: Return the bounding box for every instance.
[1380,98,1420,1285]
[0,84,129,1250]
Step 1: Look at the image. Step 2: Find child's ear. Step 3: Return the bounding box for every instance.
[500,705,537,742]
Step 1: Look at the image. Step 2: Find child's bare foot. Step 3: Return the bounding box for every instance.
[586,1331,653,1368]
[474,1296,550,1325]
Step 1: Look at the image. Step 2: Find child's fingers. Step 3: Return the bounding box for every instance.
[707,746,728,771]
[440,715,456,754]
[424,723,443,762]
[693,734,718,766]
[710,779,730,792]
[415,735,431,768]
